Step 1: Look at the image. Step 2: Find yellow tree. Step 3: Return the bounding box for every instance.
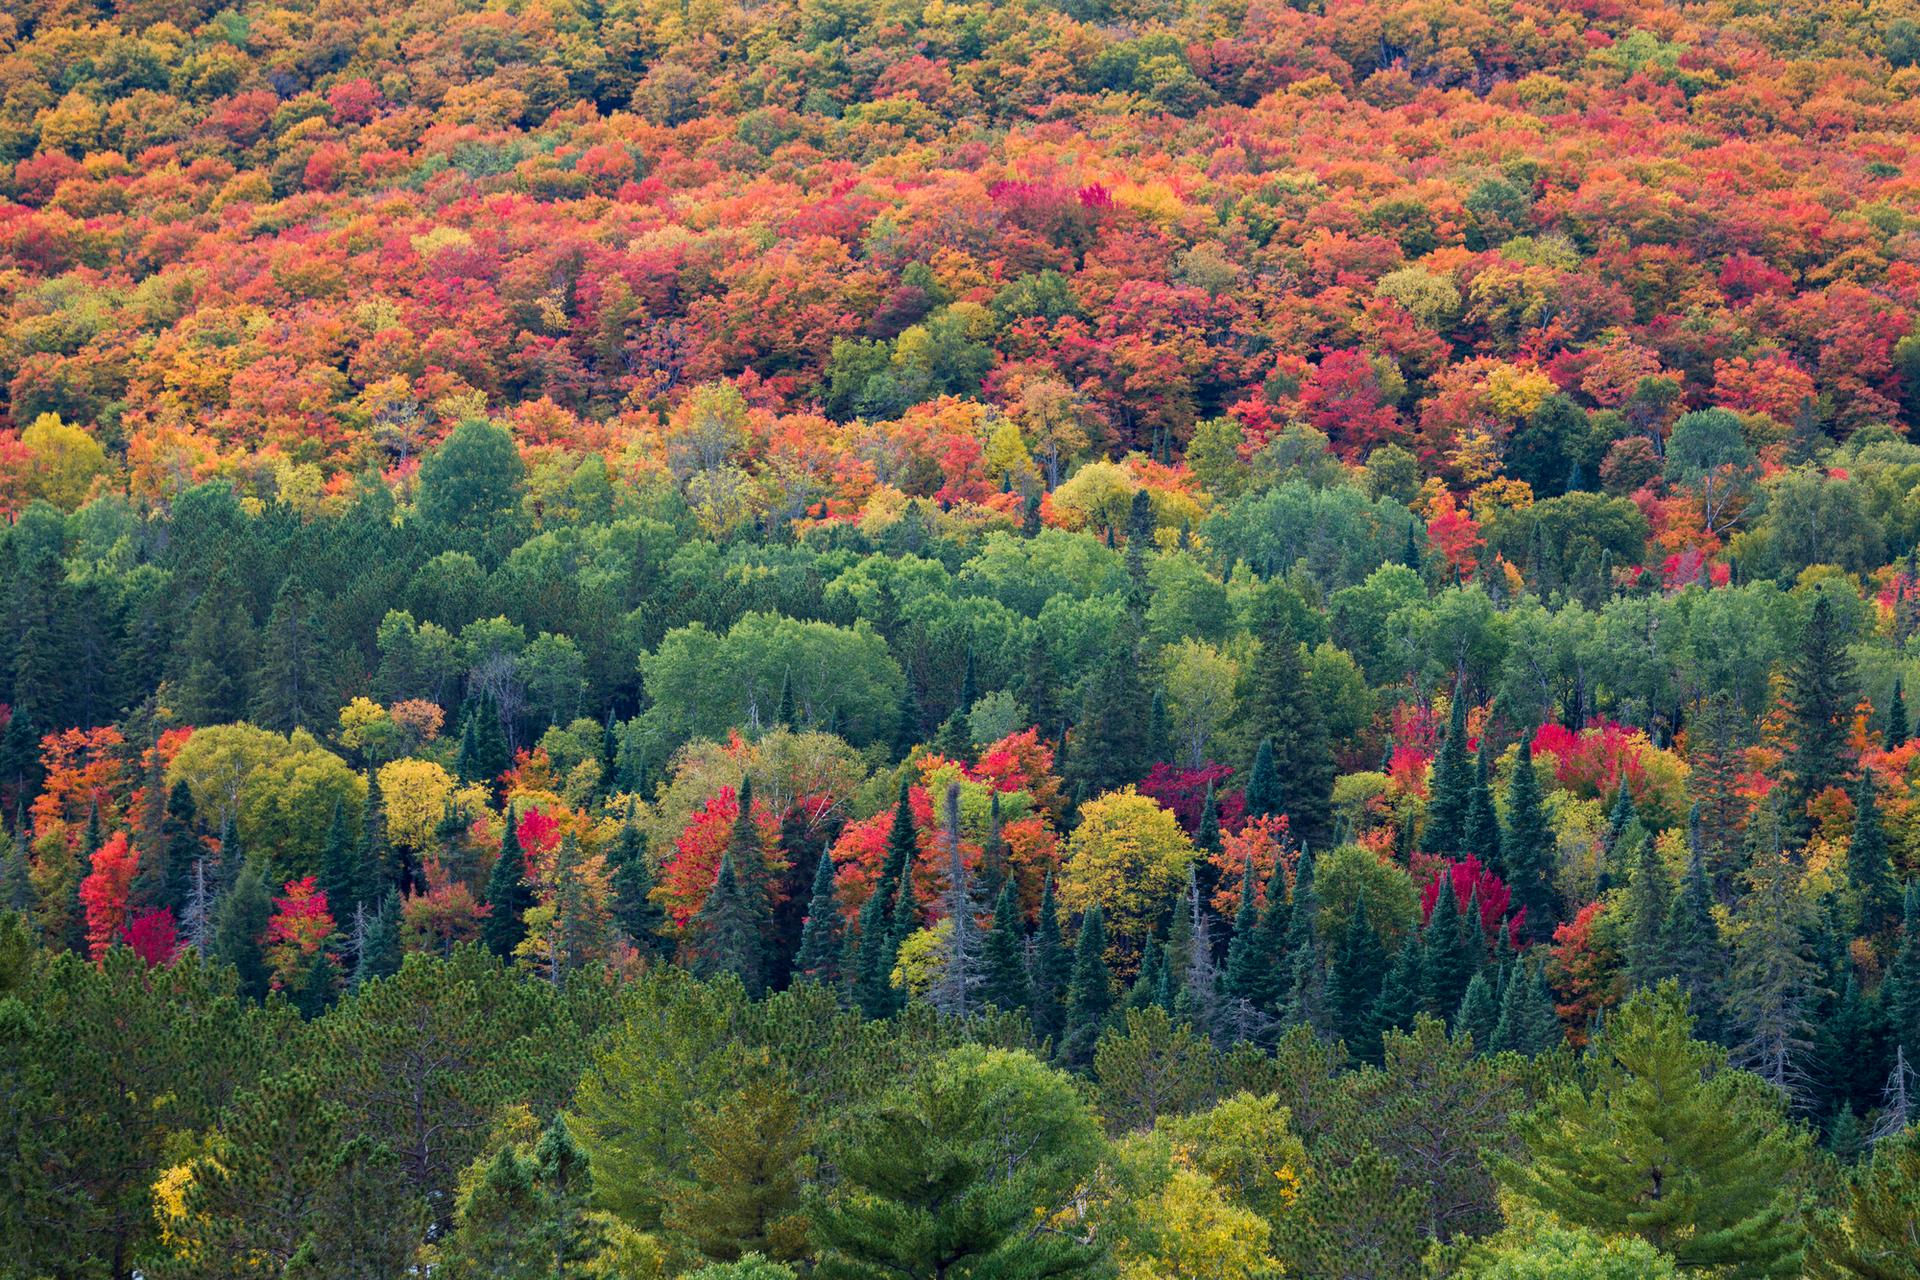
[1059,789,1197,967]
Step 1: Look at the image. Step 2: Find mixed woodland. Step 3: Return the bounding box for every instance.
[9,0,1920,1274]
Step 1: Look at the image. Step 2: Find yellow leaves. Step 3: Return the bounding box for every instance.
[1113,180,1188,225]
[1484,362,1556,421]
[1117,1167,1277,1280]
[409,225,475,257]
[378,757,458,852]
[22,413,109,511]
[1060,788,1197,962]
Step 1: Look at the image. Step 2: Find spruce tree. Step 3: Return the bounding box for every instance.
[1060,905,1113,1066]
[458,692,512,792]
[352,890,404,986]
[691,854,768,996]
[1284,845,1326,1032]
[1,826,31,914]
[892,679,923,762]
[852,888,900,1020]
[1243,738,1281,822]
[1500,737,1559,939]
[1662,845,1727,1042]
[1327,892,1390,1051]
[1247,862,1292,1014]
[1888,677,1911,749]
[1726,845,1825,1106]
[794,851,845,988]
[979,881,1030,1014]
[482,808,534,959]
[605,806,666,959]
[1423,690,1475,856]
[1029,875,1072,1043]
[1064,623,1153,800]
[1244,609,1335,844]
[1491,960,1562,1056]
[1624,837,1673,991]
[1885,884,1920,1057]
[1463,736,1500,860]
[1456,970,1498,1051]
[1421,875,1478,1020]
[211,856,274,1000]
[1019,632,1062,746]
[1849,768,1900,936]
[1223,856,1266,1008]
[1195,780,1221,853]
[318,799,365,919]
[1782,592,1860,841]
[1688,691,1750,899]
[878,775,916,909]
[1370,931,1423,1057]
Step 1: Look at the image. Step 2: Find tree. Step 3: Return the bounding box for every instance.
[483,809,534,959]
[1271,1144,1423,1280]
[1461,1224,1680,1279]
[318,798,366,920]
[1421,872,1479,1022]
[1092,1005,1219,1133]
[210,855,274,1000]
[1624,837,1673,991]
[607,807,667,959]
[1241,610,1335,844]
[979,881,1030,1014]
[1064,623,1154,801]
[1498,982,1811,1276]
[1500,737,1559,939]
[250,579,334,733]
[1662,845,1727,1042]
[1490,960,1563,1056]
[1782,593,1860,840]
[1808,1125,1920,1280]
[794,852,845,988]
[437,1115,628,1278]
[1888,678,1910,750]
[1726,844,1826,1105]
[1327,891,1391,1052]
[1850,769,1900,937]
[1424,690,1475,856]
[662,1079,813,1265]
[1029,875,1072,1043]
[1242,738,1281,821]
[811,1046,1109,1280]
[691,854,769,997]
[928,783,982,1018]
[1060,905,1114,1067]
[1058,789,1196,965]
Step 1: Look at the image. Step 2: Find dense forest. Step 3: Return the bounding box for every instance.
[7,0,1920,1274]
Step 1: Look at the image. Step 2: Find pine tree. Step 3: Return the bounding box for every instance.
[249,579,333,733]
[1688,691,1751,900]
[2,825,33,914]
[352,891,404,987]
[892,680,923,762]
[605,805,666,959]
[1327,892,1390,1051]
[1885,884,1920,1057]
[979,881,1030,1014]
[691,854,768,996]
[1064,623,1153,800]
[852,887,900,1020]
[1243,609,1335,844]
[1029,874,1072,1043]
[878,775,916,910]
[1783,592,1860,841]
[1423,689,1475,856]
[318,799,365,919]
[1726,844,1826,1106]
[1888,677,1911,749]
[482,808,534,959]
[1284,845,1327,1032]
[1500,736,1559,939]
[211,856,273,1000]
[1370,931,1423,1057]
[1195,780,1221,853]
[1456,970,1498,1051]
[794,851,845,988]
[1223,856,1266,1008]
[1849,768,1900,936]
[1019,632,1062,746]
[1243,738,1281,821]
[1059,905,1113,1066]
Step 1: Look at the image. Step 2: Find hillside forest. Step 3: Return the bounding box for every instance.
[8,0,1920,1275]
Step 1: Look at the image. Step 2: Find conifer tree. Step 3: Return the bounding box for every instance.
[1662,844,1727,1042]
[794,851,845,988]
[1887,677,1910,749]
[482,807,533,959]
[1849,768,1900,936]
[211,856,274,1000]
[1019,632,1062,745]
[851,887,899,1020]
[352,890,404,987]
[691,853,768,996]
[1500,737,1559,939]
[877,775,916,909]
[1783,592,1860,841]
[1491,960,1563,1056]
[1624,837,1673,991]
[1885,884,1920,1057]
[605,805,666,959]
[1423,690,1475,856]
[1195,780,1221,854]
[1064,623,1152,800]
[1284,845,1327,1032]
[1370,930,1423,1056]
[1,825,31,914]
[892,679,923,763]
[979,881,1030,1014]
[1456,970,1498,1051]
[1726,844,1826,1106]
[1688,691,1751,899]
[318,799,365,919]
[1242,737,1281,821]
[1463,736,1500,859]
[1244,610,1335,844]
[1223,856,1266,1009]
[1029,874,1072,1043]
[458,692,512,792]
[1172,864,1220,1036]
[1060,905,1113,1066]
[1421,876,1478,1020]
[930,783,982,1018]
[1328,892,1390,1051]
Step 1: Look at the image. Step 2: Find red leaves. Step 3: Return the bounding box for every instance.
[1425,492,1484,581]
[121,909,179,967]
[656,786,787,930]
[1418,855,1524,946]
[1140,761,1242,836]
[77,832,138,963]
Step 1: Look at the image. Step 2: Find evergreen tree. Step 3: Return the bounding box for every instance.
[1500,736,1560,939]
[979,881,1030,1014]
[1663,844,1727,1042]
[1463,736,1500,859]
[439,1116,609,1278]
[605,805,666,959]
[1849,768,1900,936]
[1243,609,1335,844]
[1421,877,1478,1020]
[1327,892,1390,1051]
[1726,844,1826,1107]
[691,854,768,996]
[1491,960,1563,1056]
[1245,862,1292,1014]
[1624,836,1673,991]
[794,851,845,988]
[248,579,333,733]
[317,799,365,919]
[1423,689,1475,856]
[1242,738,1281,821]
[210,856,273,1000]
[1370,929,1424,1055]
[878,775,917,909]
[351,892,404,987]
[1885,884,1920,1057]
[1063,623,1152,800]
[1888,677,1911,750]
[458,692,512,791]
[891,679,922,762]
[1808,1123,1920,1280]
[481,808,534,959]
[293,944,341,1018]
[1029,875,1072,1043]
[851,886,900,1020]
[929,783,982,1018]
[1499,983,1810,1275]
[1222,855,1266,1009]
[1,825,31,914]
[1019,632,1062,747]
[1457,970,1498,1051]
[1689,691,1752,899]
[1195,780,1221,853]
[173,583,255,726]
[1059,905,1113,1066]
[1283,845,1327,1032]
[1783,592,1861,841]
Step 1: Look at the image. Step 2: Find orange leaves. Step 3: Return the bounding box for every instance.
[265,877,338,988]
[77,832,138,963]
[1424,491,1484,581]
[656,786,786,930]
